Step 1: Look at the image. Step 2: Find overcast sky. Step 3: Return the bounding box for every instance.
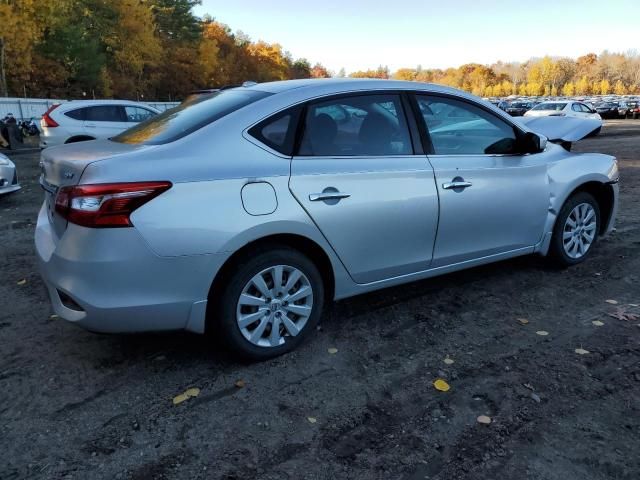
[194,0,640,73]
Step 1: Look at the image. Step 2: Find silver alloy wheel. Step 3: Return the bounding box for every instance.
[562,202,597,259]
[236,265,314,348]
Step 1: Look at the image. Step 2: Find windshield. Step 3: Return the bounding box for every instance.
[532,102,567,111]
[113,89,271,145]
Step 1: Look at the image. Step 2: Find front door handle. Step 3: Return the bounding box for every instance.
[309,191,351,202]
[442,180,472,190]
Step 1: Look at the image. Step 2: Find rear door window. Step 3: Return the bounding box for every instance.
[85,105,126,122]
[298,94,413,156]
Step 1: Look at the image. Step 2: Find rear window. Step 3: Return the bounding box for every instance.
[113,89,271,145]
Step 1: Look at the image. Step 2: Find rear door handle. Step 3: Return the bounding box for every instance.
[442,180,472,190]
[309,192,351,202]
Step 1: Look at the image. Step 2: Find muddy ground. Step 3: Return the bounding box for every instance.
[1,120,639,480]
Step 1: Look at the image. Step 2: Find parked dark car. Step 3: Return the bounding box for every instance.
[617,101,629,117]
[594,102,620,119]
[505,102,532,116]
[626,101,640,119]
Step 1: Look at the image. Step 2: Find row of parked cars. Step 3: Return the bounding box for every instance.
[490,97,640,120]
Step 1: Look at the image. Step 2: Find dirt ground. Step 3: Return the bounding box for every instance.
[1,120,639,480]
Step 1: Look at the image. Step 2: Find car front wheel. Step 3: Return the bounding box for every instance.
[214,247,325,361]
[549,192,600,267]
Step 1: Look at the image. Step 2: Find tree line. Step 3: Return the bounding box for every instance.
[0,0,331,100]
[1,1,639,100]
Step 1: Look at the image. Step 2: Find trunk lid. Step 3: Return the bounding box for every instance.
[39,140,156,237]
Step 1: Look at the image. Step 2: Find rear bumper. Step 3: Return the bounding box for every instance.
[35,202,226,334]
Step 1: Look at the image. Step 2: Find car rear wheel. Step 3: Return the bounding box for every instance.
[549,192,600,267]
[214,247,324,361]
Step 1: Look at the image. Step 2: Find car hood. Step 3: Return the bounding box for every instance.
[517,116,602,142]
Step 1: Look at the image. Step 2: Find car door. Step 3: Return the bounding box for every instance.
[83,105,129,138]
[289,93,439,284]
[413,93,549,267]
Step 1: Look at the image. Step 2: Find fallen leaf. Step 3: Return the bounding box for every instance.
[17,279,26,286]
[523,383,534,391]
[628,303,639,307]
[477,415,492,424]
[234,380,245,388]
[49,314,59,319]
[172,387,200,405]
[592,320,604,326]
[307,417,317,424]
[443,356,455,365]
[536,330,549,336]
[327,347,338,355]
[605,299,618,305]
[433,379,450,392]
[517,317,529,325]
[575,348,590,355]
[184,387,200,397]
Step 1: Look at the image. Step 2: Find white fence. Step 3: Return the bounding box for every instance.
[0,98,180,121]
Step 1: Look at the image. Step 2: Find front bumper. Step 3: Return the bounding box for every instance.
[35,202,226,334]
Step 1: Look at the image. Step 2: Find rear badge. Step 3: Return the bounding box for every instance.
[63,171,75,179]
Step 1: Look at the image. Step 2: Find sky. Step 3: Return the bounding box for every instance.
[194,0,640,73]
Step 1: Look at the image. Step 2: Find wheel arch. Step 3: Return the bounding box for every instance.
[205,233,336,332]
[565,181,615,234]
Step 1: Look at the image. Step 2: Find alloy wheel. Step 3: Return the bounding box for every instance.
[562,202,597,259]
[236,265,314,348]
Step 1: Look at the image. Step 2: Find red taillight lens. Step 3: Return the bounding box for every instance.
[42,104,61,127]
[54,181,172,228]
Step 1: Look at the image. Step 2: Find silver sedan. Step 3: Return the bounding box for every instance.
[35,79,619,360]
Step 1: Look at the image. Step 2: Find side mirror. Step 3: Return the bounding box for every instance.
[521,131,547,154]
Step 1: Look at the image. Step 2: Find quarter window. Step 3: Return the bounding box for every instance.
[64,108,86,121]
[416,95,518,155]
[248,108,300,156]
[298,94,412,156]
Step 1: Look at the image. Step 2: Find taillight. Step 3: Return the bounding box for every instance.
[54,182,172,228]
[42,104,61,127]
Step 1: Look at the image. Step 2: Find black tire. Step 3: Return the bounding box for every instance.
[213,247,325,361]
[548,192,600,267]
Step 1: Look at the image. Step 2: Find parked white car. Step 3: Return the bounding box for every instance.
[39,100,161,149]
[524,101,602,120]
[0,153,20,195]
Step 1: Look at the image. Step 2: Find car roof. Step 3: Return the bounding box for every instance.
[245,78,466,97]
